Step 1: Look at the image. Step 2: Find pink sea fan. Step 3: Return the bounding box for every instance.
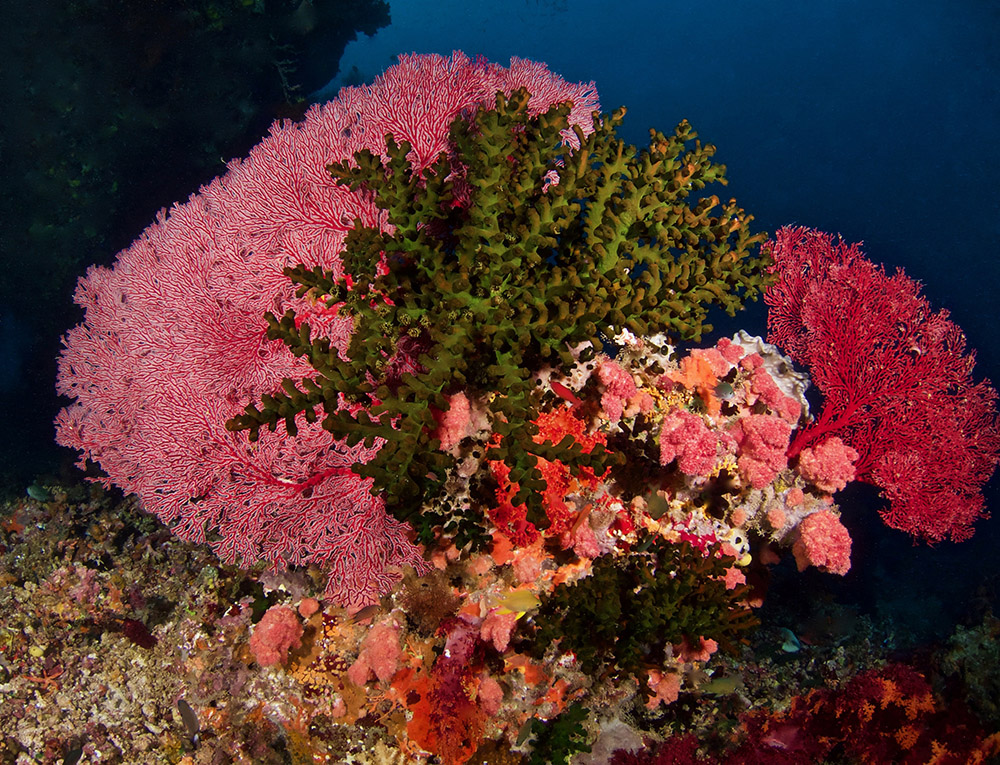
[791,509,852,575]
[797,436,859,493]
[731,414,792,488]
[54,52,600,606]
[659,409,718,475]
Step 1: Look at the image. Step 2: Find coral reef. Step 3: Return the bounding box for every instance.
[43,52,1000,765]
[53,53,600,606]
[228,85,769,545]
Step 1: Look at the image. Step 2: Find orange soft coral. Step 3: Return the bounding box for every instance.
[664,351,722,416]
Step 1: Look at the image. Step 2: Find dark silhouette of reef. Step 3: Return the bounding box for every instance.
[0,0,389,488]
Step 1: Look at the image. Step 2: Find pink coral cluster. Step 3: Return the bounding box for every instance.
[537,334,857,585]
[598,359,640,422]
[652,335,805,492]
[731,414,792,489]
[432,391,474,454]
[347,620,402,685]
[797,436,858,493]
[743,358,802,424]
[792,509,852,575]
[249,606,304,668]
[659,409,718,476]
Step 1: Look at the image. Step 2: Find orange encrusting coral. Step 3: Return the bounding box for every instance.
[663,351,722,416]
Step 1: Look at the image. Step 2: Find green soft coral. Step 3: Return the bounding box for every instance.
[227,88,770,546]
[525,702,592,765]
[526,536,759,681]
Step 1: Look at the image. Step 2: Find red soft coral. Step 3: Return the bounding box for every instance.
[406,619,487,765]
[488,405,608,542]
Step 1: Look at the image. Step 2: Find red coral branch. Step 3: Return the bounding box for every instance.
[765,226,1000,542]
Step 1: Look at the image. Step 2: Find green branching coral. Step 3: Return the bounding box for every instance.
[227,88,769,546]
[525,536,759,681]
[525,702,592,765]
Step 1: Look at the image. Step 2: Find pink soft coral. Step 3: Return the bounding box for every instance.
[748,365,802,424]
[792,509,852,575]
[347,620,402,685]
[797,436,859,493]
[249,605,303,667]
[731,414,792,488]
[480,610,519,653]
[659,410,718,475]
[598,360,638,422]
[433,391,473,453]
[645,670,682,709]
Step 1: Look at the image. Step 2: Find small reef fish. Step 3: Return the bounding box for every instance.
[494,589,541,618]
[714,380,736,401]
[350,604,382,624]
[779,627,802,653]
[26,484,50,502]
[697,671,746,696]
[177,698,200,746]
[550,380,583,407]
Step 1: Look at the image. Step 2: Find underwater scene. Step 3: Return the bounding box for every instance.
[2,1,1000,763]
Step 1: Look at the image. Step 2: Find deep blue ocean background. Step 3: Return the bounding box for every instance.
[2,0,998,666]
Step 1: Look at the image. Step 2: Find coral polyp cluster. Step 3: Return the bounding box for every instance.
[227,87,770,544]
[229,330,866,762]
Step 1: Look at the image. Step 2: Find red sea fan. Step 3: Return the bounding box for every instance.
[54,52,600,606]
[764,225,1000,542]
